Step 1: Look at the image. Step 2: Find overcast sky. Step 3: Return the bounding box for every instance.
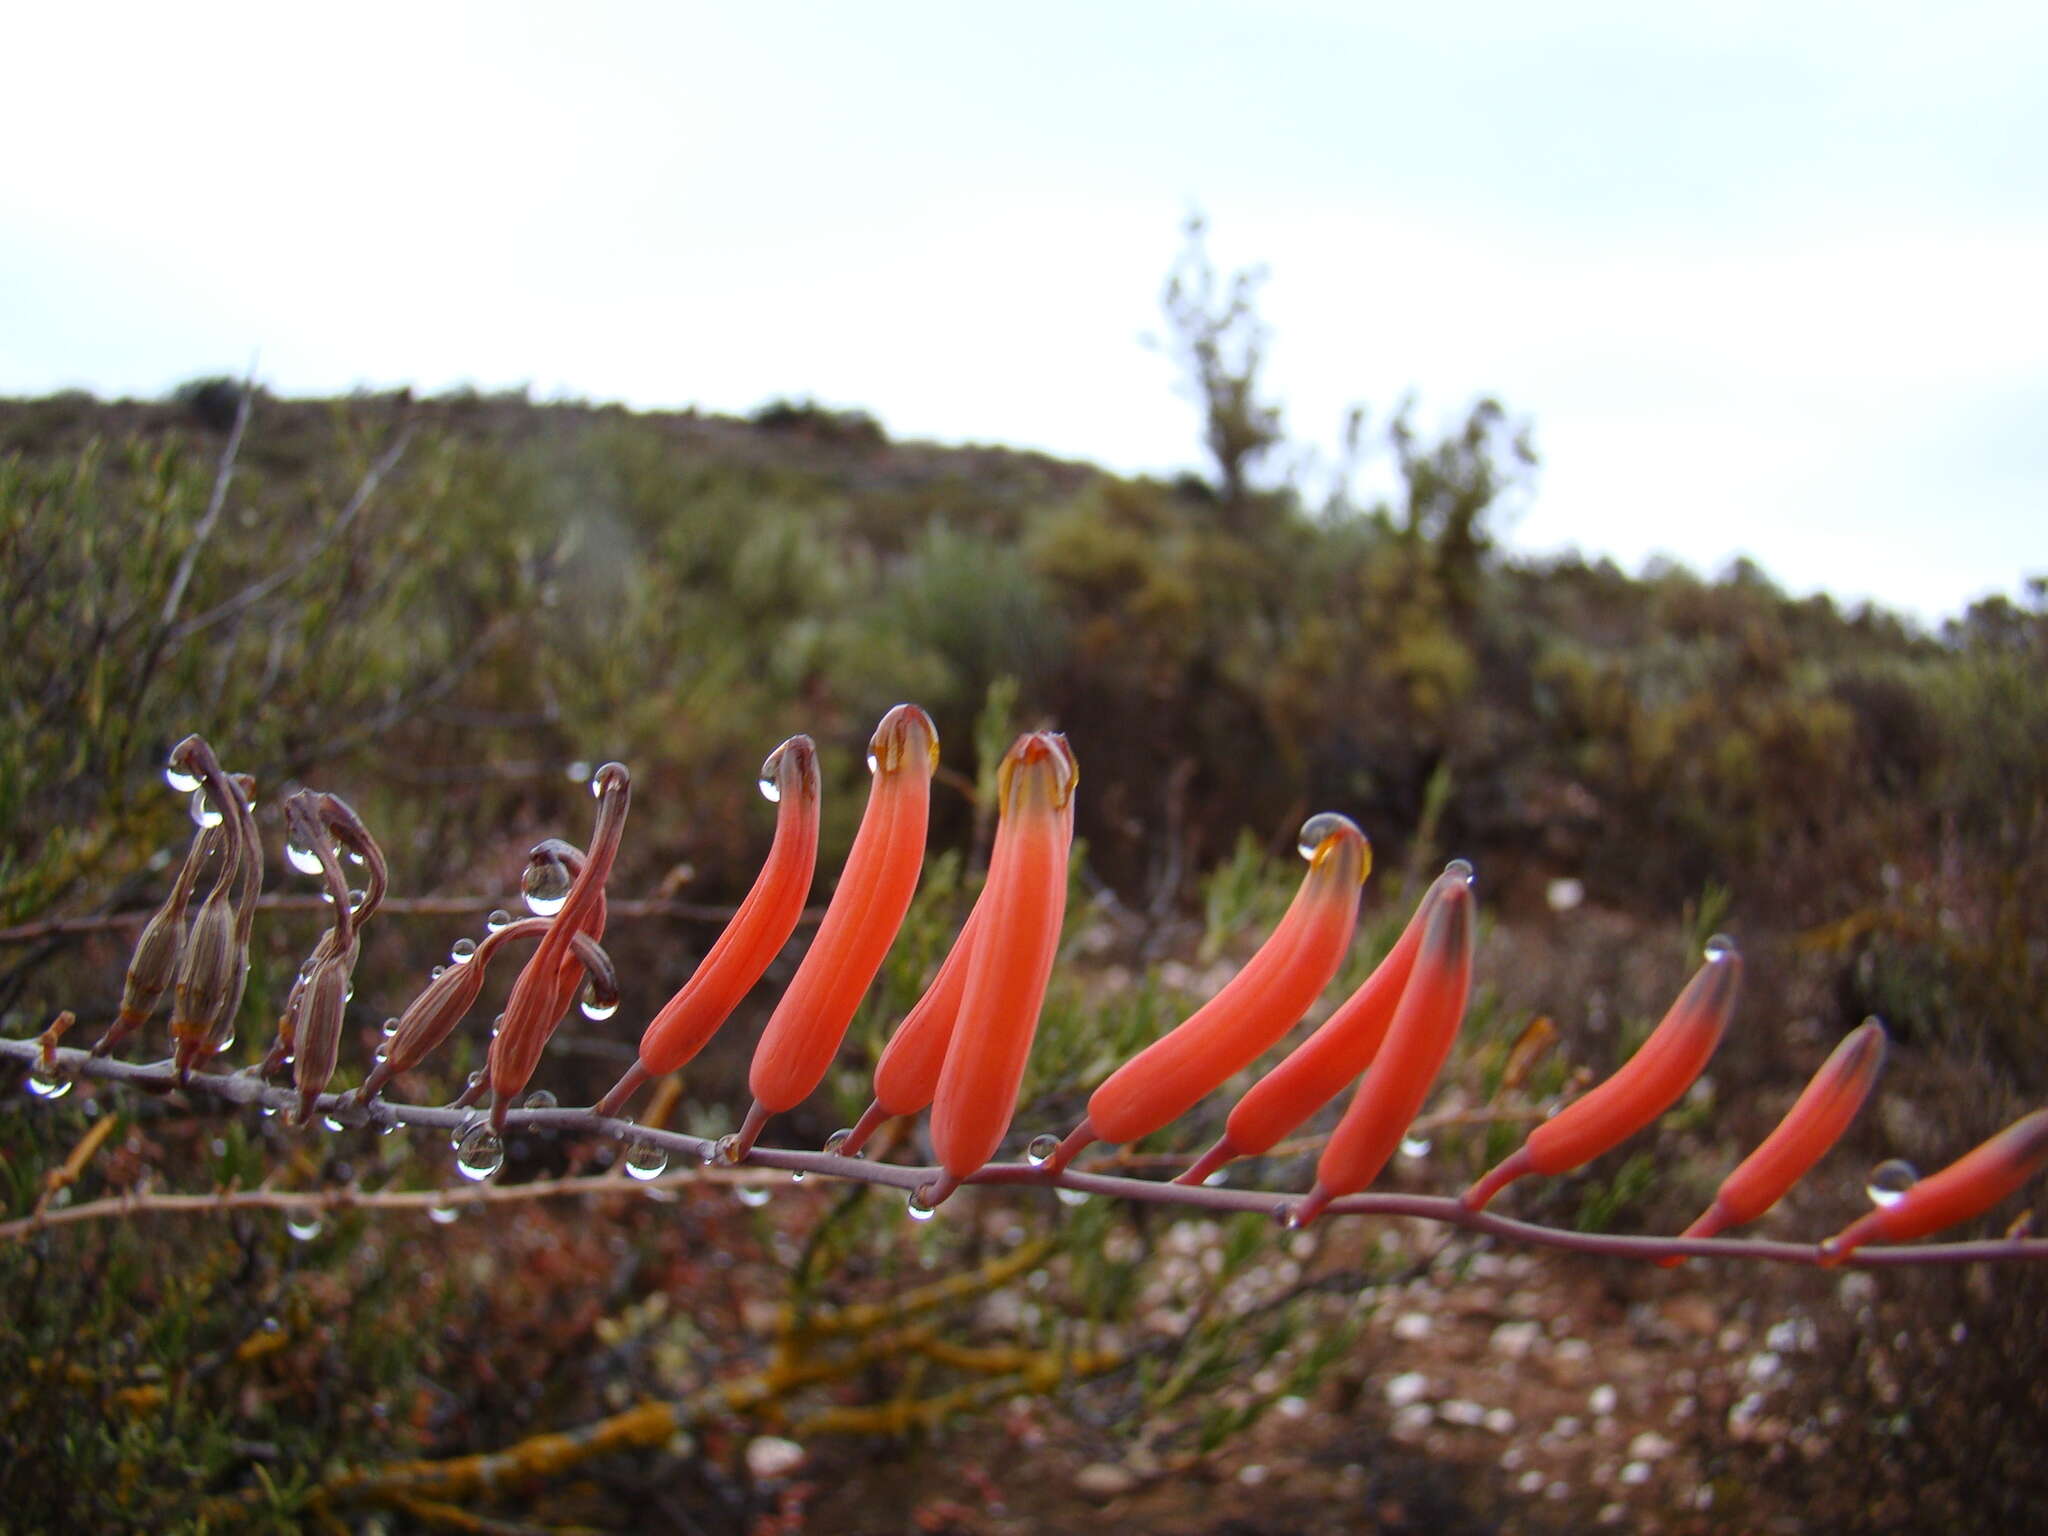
[4,3,2042,625]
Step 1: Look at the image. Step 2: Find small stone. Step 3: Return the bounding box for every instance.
[1391,1403,1435,1437]
[1517,1469,1545,1494]
[1441,1399,1486,1427]
[1484,1407,1517,1435]
[1598,1501,1626,1524]
[1275,1394,1310,1420]
[1765,1317,1818,1353]
[1384,1371,1430,1408]
[1236,1464,1270,1487]
[1555,1337,1593,1364]
[744,1436,805,1481]
[1393,1311,1434,1342]
[1620,1460,1653,1486]
[1490,1320,1542,1358]
[1075,1463,1138,1499]
[1552,1415,1583,1439]
[1589,1384,1619,1416]
[1745,1351,1785,1387]
[1629,1431,1674,1461]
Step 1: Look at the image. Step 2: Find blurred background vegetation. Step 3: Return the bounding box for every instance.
[3,228,2045,1532]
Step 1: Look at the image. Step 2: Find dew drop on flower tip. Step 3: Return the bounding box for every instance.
[190,790,224,829]
[1704,933,1737,964]
[523,1089,557,1112]
[485,909,513,934]
[906,1188,938,1222]
[165,762,202,794]
[866,751,881,775]
[1399,1134,1433,1161]
[26,1070,71,1101]
[1865,1159,1918,1208]
[1026,1133,1060,1168]
[449,938,478,966]
[757,774,782,804]
[736,1184,772,1208]
[430,965,446,981]
[454,1123,505,1182]
[285,1207,324,1242]
[427,1202,460,1225]
[286,841,326,876]
[823,1128,854,1157]
[381,1018,399,1038]
[579,984,618,1022]
[624,1139,669,1181]
[1444,857,1476,885]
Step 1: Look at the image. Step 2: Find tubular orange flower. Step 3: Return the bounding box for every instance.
[484,763,632,1128]
[1821,1108,2048,1263]
[918,732,1075,1205]
[737,704,937,1154]
[1462,938,1743,1211]
[1178,861,1465,1186]
[1044,812,1369,1175]
[597,736,820,1118]
[1665,1018,1886,1262]
[1292,876,1474,1225]
[840,733,1076,1159]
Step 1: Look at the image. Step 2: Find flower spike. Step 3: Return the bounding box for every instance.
[918,732,1076,1207]
[1291,873,1475,1226]
[1663,1018,1887,1263]
[1821,1108,2048,1263]
[1044,812,1368,1176]
[737,705,937,1155]
[1462,937,1742,1212]
[842,732,1077,1159]
[483,763,632,1129]
[1179,860,1465,1186]
[164,740,262,1078]
[597,735,820,1119]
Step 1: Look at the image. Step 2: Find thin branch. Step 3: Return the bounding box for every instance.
[0,893,823,943]
[171,425,415,641]
[157,380,253,631]
[7,1036,2045,1268]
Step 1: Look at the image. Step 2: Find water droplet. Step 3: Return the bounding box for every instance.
[1704,933,1737,964]
[906,1188,938,1221]
[624,1139,669,1181]
[26,1069,72,1100]
[213,1025,236,1055]
[1444,857,1476,885]
[377,1119,399,1136]
[427,1202,460,1225]
[524,1089,557,1112]
[346,849,367,868]
[736,1184,772,1208]
[564,760,592,784]
[449,938,478,966]
[1399,1134,1433,1160]
[522,859,571,917]
[757,773,782,804]
[710,1134,742,1167]
[261,1103,278,1118]
[322,1115,346,1133]
[286,841,327,876]
[381,1018,399,1038]
[866,751,880,775]
[450,1110,482,1151]
[284,1206,324,1242]
[790,1169,807,1183]
[430,964,446,981]
[589,771,606,800]
[485,909,513,934]
[1296,811,1353,860]
[1055,1186,1090,1207]
[823,1128,854,1157]
[1865,1159,1918,1208]
[1026,1133,1059,1168]
[1202,1169,1230,1187]
[190,789,224,828]
[579,983,618,1022]
[165,763,202,794]
[454,1123,504,1182]
[348,887,367,912]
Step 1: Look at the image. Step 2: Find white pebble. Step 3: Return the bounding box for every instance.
[745,1436,806,1481]
[1384,1371,1430,1408]
[1589,1384,1619,1416]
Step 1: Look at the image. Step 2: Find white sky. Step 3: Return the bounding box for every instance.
[3,2,2043,625]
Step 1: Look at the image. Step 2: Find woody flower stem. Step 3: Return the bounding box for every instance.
[9,1036,2048,1270]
